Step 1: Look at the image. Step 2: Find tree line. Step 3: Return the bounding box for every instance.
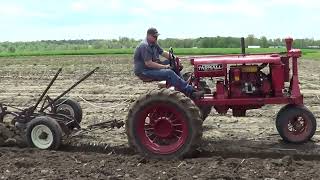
[1,34,319,53]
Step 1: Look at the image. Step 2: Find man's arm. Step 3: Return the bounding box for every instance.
[156,45,171,60]
[161,51,171,60]
[141,45,169,69]
[145,60,170,69]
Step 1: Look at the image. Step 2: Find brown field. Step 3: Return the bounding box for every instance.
[0,55,320,179]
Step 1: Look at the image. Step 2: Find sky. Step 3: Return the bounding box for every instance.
[0,0,319,42]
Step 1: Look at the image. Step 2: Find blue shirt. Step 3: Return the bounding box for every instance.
[133,39,164,75]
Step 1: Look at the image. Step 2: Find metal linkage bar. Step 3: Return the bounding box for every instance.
[31,68,62,114]
[40,67,99,112]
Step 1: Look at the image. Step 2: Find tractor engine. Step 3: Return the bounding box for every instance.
[229,65,271,98]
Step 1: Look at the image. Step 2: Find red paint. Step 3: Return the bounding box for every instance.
[188,38,303,113]
[285,37,293,51]
[195,96,303,106]
[193,55,281,65]
[136,102,188,155]
[281,57,290,82]
[214,80,229,114]
[288,49,302,58]
[261,78,272,95]
[232,68,241,82]
[134,37,310,157]
[270,63,284,97]
[138,38,304,117]
[194,64,227,78]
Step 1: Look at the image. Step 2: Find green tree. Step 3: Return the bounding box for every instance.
[260,36,269,48]
[8,46,16,53]
[246,34,255,46]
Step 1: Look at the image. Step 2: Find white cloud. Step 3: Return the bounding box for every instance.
[131,0,265,17]
[71,1,89,12]
[129,7,151,17]
[140,0,183,11]
[70,0,122,12]
[0,0,320,41]
[187,0,265,16]
[0,21,148,41]
[268,0,320,9]
[0,3,50,18]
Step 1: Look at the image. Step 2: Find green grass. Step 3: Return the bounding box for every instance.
[1,48,320,59]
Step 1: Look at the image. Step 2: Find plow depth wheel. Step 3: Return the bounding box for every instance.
[26,116,62,150]
[276,105,316,143]
[126,89,202,159]
[53,98,83,129]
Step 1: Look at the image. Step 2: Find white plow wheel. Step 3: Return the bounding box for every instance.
[31,124,54,149]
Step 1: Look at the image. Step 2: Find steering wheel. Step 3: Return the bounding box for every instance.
[169,47,176,68]
[169,47,181,76]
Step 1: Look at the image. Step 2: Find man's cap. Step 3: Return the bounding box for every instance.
[147,27,160,36]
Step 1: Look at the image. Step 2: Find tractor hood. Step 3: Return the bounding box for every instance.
[191,54,282,65]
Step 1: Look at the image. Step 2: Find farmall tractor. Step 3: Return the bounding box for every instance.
[126,37,317,159]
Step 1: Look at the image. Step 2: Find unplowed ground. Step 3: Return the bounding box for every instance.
[0,55,319,179]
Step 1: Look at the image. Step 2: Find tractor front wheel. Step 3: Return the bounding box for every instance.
[276,105,316,143]
[126,89,203,159]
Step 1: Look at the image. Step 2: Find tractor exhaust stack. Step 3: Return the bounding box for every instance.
[240,37,246,55]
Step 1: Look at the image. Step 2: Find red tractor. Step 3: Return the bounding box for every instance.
[126,37,317,159]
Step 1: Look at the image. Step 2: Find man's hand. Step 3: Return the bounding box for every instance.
[164,64,171,69]
[179,64,184,71]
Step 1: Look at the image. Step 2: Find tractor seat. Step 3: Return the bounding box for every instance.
[137,75,167,88]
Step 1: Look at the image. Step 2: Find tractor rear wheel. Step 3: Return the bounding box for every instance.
[276,105,316,143]
[126,89,203,159]
[182,72,212,121]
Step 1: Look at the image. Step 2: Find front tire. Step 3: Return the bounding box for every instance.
[276,105,316,143]
[126,89,203,159]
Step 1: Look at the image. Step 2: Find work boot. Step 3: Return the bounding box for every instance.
[191,90,205,100]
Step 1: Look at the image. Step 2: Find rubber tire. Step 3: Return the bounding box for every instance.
[182,72,212,121]
[26,116,62,150]
[53,97,82,129]
[276,105,316,144]
[126,89,203,159]
[276,104,296,121]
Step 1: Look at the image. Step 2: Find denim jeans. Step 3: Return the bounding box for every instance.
[140,60,193,94]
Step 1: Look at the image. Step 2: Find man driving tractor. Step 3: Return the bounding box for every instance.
[133,27,204,99]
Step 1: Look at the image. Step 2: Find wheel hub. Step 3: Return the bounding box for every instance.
[31,125,53,149]
[153,118,173,138]
[290,116,306,133]
[38,131,49,140]
[57,104,75,117]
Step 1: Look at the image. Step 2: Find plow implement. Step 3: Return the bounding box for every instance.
[0,67,123,150]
